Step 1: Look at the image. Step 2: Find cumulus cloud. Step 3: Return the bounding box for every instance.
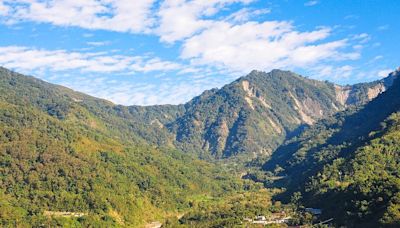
[156,0,254,42]
[154,1,361,75]
[181,22,359,73]
[1,0,362,76]
[1,0,156,33]
[0,46,182,74]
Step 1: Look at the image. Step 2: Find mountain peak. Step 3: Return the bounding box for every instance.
[243,69,302,83]
[381,67,400,87]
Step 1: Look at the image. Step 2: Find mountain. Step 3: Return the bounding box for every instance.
[1,66,399,227]
[166,70,394,159]
[125,69,394,160]
[0,67,394,163]
[263,69,400,227]
[0,67,250,227]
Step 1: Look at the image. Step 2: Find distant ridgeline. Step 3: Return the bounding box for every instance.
[263,69,400,227]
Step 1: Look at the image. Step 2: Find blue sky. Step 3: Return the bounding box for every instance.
[0,0,399,105]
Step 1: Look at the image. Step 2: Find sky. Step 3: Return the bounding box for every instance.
[0,0,399,105]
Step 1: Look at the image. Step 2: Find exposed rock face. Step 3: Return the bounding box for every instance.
[334,85,351,106]
[267,117,282,134]
[334,82,388,107]
[216,120,229,151]
[367,83,386,100]
[242,80,271,109]
[288,91,317,125]
[150,119,164,129]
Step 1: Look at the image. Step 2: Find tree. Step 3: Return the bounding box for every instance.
[290,192,303,210]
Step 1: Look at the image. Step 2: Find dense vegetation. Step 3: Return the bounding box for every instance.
[0,68,253,227]
[264,69,400,227]
[163,189,284,227]
[1,66,399,227]
[167,69,390,159]
[2,67,386,161]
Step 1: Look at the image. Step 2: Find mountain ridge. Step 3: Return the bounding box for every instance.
[0,66,396,160]
[148,68,396,158]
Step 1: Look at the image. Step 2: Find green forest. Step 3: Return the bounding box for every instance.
[1,66,400,227]
[0,68,256,227]
[263,69,400,227]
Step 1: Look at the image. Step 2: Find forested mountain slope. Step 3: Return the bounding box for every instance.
[166,70,394,159]
[263,69,400,227]
[0,68,248,227]
[0,67,394,162]
[0,66,398,227]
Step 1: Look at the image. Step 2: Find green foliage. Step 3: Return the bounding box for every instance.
[0,67,389,163]
[0,68,248,227]
[175,189,283,227]
[264,71,400,227]
[0,66,398,227]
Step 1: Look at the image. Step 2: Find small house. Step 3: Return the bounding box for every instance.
[255,215,266,221]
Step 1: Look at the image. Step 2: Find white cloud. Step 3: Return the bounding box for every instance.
[0,46,181,74]
[378,69,393,78]
[156,0,254,43]
[156,1,362,76]
[2,0,156,33]
[0,0,372,105]
[1,0,364,76]
[225,8,270,23]
[304,1,318,6]
[313,65,354,81]
[352,33,371,44]
[130,57,182,73]
[181,21,359,73]
[0,1,9,15]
